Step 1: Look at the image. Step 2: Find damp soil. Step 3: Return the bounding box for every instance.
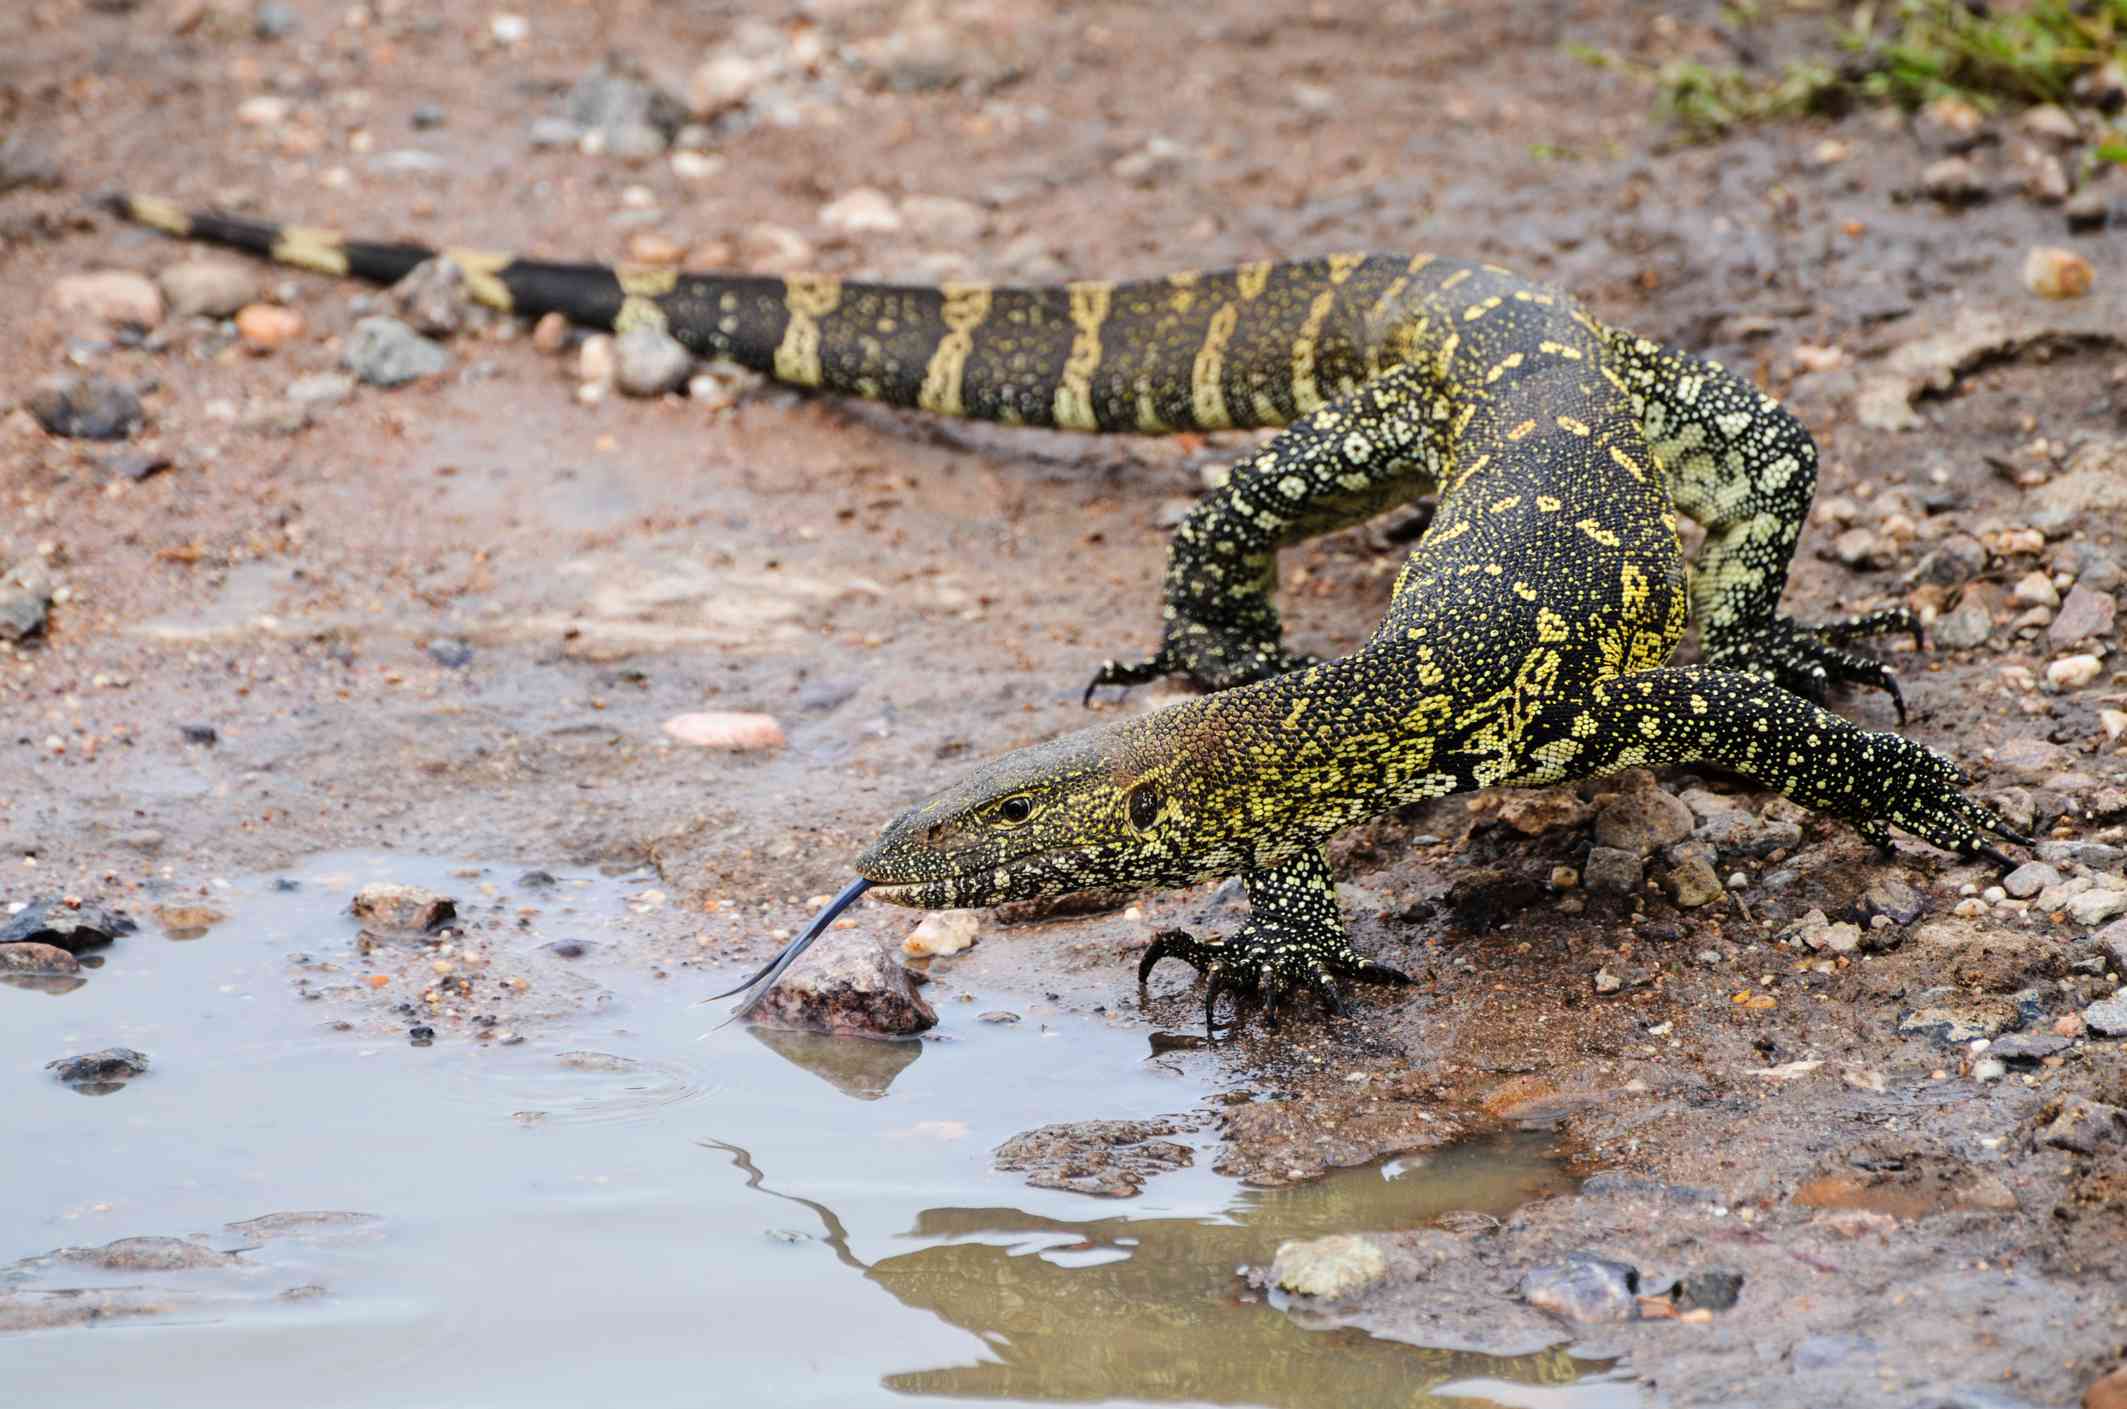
[3,1,2126,1405]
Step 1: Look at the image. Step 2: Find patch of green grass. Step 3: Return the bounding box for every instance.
[1579,0,2127,140]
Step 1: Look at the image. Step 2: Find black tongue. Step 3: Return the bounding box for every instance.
[700,877,873,1020]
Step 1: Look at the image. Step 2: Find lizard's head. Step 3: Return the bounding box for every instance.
[854,703,1230,910]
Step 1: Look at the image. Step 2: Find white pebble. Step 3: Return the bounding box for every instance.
[903,911,978,958]
[2046,654,2102,690]
[661,711,785,751]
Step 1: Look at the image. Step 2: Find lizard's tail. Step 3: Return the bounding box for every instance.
[106,192,1399,434]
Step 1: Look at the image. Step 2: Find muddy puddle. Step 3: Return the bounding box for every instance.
[2,856,1634,1407]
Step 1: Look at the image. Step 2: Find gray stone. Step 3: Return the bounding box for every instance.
[527,117,584,149]
[0,579,51,642]
[0,899,136,951]
[1517,1251,1640,1324]
[2065,889,2127,927]
[1899,998,2021,1044]
[1933,597,1994,650]
[1672,1267,1743,1312]
[343,316,448,387]
[613,325,694,397]
[994,1119,1194,1198]
[2036,839,2126,869]
[253,0,298,39]
[565,63,687,146]
[390,258,475,337]
[2096,920,2127,974]
[286,372,355,406]
[0,132,60,194]
[2002,862,2060,899]
[113,829,164,854]
[1583,846,1643,895]
[1270,1234,1388,1299]
[1918,533,1988,587]
[2040,1095,2126,1154]
[744,930,937,1037]
[158,259,257,318]
[1796,910,1862,954]
[2048,584,2117,646]
[47,1048,150,1086]
[2084,991,2127,1037]
[53,1236,230,1271]
[25,373,144,440]
[1861,875,1926,927]
[1987,1032,2069,1064]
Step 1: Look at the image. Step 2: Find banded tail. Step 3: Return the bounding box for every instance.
[108,193,1416,434]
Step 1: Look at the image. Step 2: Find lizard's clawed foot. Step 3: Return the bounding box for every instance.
[1847,734,2031,867]
[1086,621,1317,704]
[1138,924,1409,1038]
[1710,609,1921,725]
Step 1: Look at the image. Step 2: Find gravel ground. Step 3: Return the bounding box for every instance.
[3,1,2124,1403]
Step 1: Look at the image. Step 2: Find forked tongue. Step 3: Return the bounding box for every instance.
[697,877,872,1027]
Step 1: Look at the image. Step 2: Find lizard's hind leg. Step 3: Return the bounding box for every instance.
[1607,333,1920,722]
[1527,667,2026,863]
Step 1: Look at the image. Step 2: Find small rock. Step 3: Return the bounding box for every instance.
[1518,1251,1640,1324]
[1594,784,1693,855]
[0,899,137,952]
[743,930,937,1037]
[1832,526,1885,569]
[1989,1032,2070,1065]
[2050,586,2117,646]
[50,271,163,330]
[25,373,144,441]
[1799,912,1863,954]
[1488,787,1592,836]
[2041,1095,2127,1154]
[2048,655,2103,691]
[2003,862,2059,899]
[0,943,80,975]
[2097,920,2127,973]
[613,325,693,397]
[153,903,225,939]
[2023,246,2093,299]
[0,132,60,193]
[577,333,616,389]
[819,187,902,234]
[1900,998,2020,1044]
[1593,966,1623,995]
[285,372,355,407]
[2065,189,2111,233]
[47,1048,150,1086]
[1664,857,1724,909]
[2013,570,2061,608]
[1671,1268,1743,1313]
[531,311,570,354]
[1861,876,1926,927]
[57,1236,236,1272]
[391,257,475,337]
[1933,597,1994,649]
[1582,846,1643,895]
[158,260,257,318]
[527,116,584,149]
[114,829,164,854]
[978,1010,1020,1024]
[2087,1364,2127,1409]
[2064,888,2127,926]
[427,637,473,669]
[349,883,456,932]
[662,711,785,751]
[0,578,53,641]
[903,910,978,958]
[240,397,310,436]
[1919,534,1989,588]
[411,103,446,130]
[898,195,987,244]
[252,0,297,38]
[2021,104,2082,144]
[1921,156,1986,204]
[179,723,218,746]
[565,61,686,150]
[2085,992,2127,1037]
[1270,1234,1389,1299]
[343,315,448,386]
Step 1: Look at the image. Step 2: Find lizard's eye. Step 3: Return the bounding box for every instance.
[993,795,1035,826]
[1127,781,1162,832]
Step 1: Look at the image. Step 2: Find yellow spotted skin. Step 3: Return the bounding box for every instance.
[104,196,2022,1032]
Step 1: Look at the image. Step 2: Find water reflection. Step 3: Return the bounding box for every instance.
[706,1134,1623,1408]
[746,1023,924,1101]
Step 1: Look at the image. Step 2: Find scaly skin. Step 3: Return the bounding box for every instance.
[106,195,2023,1034]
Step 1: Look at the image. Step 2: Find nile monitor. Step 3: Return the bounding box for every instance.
[108,194,2025,1032]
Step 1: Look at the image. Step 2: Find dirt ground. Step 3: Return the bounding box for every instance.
[4,0,2126,1403]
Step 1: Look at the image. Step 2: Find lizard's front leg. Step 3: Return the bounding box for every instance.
[1138,846,1410,1036]
[1088,366,1441,699]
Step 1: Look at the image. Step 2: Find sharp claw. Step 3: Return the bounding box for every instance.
[1204,968,1230,1040]
[1258,963,1281,1029]
[1884,676,1907,727]
[1976,843,2020,871]
[1358,960,1413,986]
[1310,968,1345,1016]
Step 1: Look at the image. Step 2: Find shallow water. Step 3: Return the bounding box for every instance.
[0,855,1639,1408]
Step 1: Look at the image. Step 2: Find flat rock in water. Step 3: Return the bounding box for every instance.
[47,1047,150,1086]
[992,1118,1195,1197]
[1517,1251,1641,1323]
[0,898,137,952]
[53,1236,233,1271]
[745,930,937,1037]
[0,943,80,974]
[349,883,456,932]
[1269,1234,1389,1299]
[25,373,145,440]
